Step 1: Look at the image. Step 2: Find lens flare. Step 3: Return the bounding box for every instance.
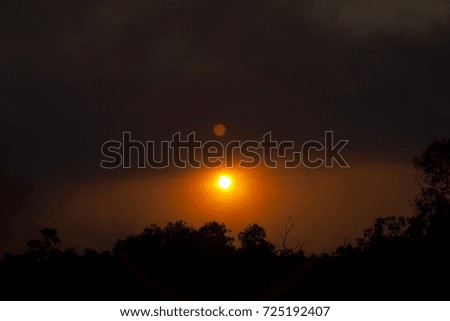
[213,123,227,136]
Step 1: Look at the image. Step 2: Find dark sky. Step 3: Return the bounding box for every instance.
[1,0,450,254]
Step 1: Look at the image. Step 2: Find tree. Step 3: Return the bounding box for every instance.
[26,228,61,261]
[238,224,275,254]
[357,216,408,252]
[198,222,234,247]
[413,139,450,197]
[410,139,450,248]
[277,216,304,256]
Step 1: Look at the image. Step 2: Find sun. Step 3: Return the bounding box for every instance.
[217,175,233,191]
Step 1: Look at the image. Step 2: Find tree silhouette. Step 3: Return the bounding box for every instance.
[197,221,235,258]
[277,216,304,256]
[238,223,275,255]
[357,216,408,253]
[198,221,234,247]
[410,139,450,249]
[413,139,450,197]
[25,228,61,262]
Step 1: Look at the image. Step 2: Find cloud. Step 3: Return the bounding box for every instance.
[338,0,448,33]
[1,0,450,252]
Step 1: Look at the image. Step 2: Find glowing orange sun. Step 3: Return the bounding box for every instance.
[217,175,233,191]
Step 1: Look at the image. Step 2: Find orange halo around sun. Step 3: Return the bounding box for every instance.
[177,166,275,223]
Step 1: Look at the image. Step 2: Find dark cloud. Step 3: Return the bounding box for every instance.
[0,120,38,253]
[1,0,450,252]
[338,0,448,32]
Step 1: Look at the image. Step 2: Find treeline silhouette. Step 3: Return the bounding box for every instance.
[1,139,449,300]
